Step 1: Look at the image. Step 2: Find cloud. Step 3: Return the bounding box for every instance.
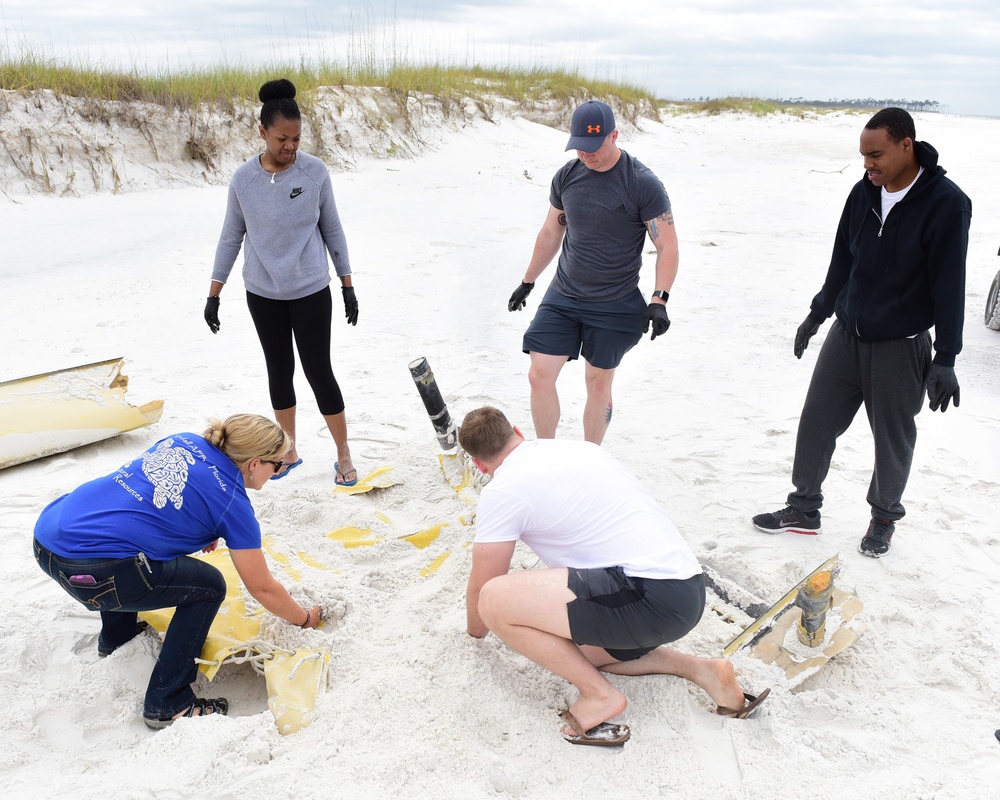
[3,0,998,116]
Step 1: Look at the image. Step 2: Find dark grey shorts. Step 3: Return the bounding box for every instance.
[566,567,705,662]
[522,287,646,370]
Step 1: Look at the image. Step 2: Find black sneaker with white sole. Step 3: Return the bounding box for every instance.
[859,519,894,557]
[752,505,821,535]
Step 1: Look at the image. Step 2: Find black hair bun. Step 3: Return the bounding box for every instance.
[259,78,296,104]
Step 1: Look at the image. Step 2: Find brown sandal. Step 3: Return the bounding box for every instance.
[715,687,771,719]
[560,710,631,747]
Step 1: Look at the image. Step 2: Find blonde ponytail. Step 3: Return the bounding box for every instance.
[203,414,292,470]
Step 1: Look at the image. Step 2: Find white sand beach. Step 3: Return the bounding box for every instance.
[2,103,999,798]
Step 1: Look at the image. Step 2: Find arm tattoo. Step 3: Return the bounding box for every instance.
[558,213,567,226]
[647,211,674,241]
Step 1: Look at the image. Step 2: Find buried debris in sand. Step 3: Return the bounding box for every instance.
[723,554,867,688]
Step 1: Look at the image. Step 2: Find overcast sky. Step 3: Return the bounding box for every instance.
[3,1,998,117]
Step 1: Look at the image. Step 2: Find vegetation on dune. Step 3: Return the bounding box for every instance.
[0,52,656,115]
[0,48,939,119]
[669,96,942,117]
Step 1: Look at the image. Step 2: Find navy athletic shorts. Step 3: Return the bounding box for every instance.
[566,567,705,662]
[522,286,646,370]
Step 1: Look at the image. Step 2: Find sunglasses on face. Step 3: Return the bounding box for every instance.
[261,459,285,473]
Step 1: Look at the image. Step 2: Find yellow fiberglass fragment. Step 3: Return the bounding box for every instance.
[265,648,331,735]
[325,525,383,548]
[296,551,331,570]
[420,552,450,577]
[401,522,447,550]
[263,537,302,582]
[333,465,398,495]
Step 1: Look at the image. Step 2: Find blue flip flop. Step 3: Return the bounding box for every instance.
[335,461,359,487]
[269,458,303,481]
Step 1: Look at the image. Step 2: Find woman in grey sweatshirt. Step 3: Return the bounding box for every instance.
[205,78,360,486]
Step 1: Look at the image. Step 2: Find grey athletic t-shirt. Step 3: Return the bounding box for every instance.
[549,150,670,301]
[212,151,351,301]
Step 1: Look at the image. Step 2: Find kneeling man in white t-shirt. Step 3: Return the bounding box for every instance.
[460,406,768,747]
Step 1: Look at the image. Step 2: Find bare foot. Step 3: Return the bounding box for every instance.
[561,686,628,735]
[697,658,745,711]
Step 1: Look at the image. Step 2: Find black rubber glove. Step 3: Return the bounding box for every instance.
[204,296,221,334]
[342,286,358,326]
[508,281,534,312]
[927,363,960,412]
[642,303,670,340]
[794,315,822,358]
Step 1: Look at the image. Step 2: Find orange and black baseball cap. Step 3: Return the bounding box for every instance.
[565,100,616,152]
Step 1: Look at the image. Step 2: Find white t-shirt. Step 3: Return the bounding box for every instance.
[474,440,701,580]
[881,166,924,221]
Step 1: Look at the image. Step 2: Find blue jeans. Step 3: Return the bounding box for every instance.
[33,538,226,719]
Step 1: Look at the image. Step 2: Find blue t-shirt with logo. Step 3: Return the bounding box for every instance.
[34,433,262,560]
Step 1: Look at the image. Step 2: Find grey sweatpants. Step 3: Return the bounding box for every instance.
[788,321,931,521]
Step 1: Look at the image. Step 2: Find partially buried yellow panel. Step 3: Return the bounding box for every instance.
[0,357,163,469]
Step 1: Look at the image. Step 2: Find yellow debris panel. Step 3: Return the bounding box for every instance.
[325,525,383,548]
[265,648,332,735]
[400,523,447,550]
[140,548,264,681]
[333,465,398,495]
[420,552,450,577]
[0,357,163,470]
[138,547,331,736]
[438,450,484,506]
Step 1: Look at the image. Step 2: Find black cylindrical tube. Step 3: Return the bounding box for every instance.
[408,357,457,450]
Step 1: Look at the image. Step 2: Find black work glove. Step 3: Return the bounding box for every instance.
[642,303,670,340]
[204,296,221,334]
[508,281,534,312]
[927,363,960,412]
[342,286,358,326]
[794,315,822,359]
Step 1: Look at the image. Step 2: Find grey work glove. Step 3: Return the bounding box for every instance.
[342,286,358,326]
[927,363,960,412]
[642,303,671,340]
[794,315,822,358]
[204,296,221,334]
[508,281,534,312]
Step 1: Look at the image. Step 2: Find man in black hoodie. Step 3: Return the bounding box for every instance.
[752,107,971,557]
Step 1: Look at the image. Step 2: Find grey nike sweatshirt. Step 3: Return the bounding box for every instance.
[212,151,352,301]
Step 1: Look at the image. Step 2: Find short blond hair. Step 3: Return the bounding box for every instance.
[203,414,292,470]
[458,406,515,461]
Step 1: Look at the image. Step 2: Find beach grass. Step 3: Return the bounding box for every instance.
[670,96,810,117]
[0,50,656,113]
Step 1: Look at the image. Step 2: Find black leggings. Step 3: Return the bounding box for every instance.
[246,287,345,415]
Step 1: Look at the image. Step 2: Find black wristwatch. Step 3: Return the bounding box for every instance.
[652,290,669,302]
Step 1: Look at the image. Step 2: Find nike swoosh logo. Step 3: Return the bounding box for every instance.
[289,188,304,199]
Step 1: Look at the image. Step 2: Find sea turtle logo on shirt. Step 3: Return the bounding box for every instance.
[141,439,196,510]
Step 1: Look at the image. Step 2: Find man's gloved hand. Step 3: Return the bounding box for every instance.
[342,286,358,326]
[508,281,534,312]
[927,363,960,412]
[642,303,670,340]
[204,296,221,334]
[794,315,822,358]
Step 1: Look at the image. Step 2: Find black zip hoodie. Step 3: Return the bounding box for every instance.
[809,140,971,366]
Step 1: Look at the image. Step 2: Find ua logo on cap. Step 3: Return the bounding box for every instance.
[587,125,602,134]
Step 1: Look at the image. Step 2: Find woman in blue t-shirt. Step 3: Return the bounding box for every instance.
[33,414,323,730]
